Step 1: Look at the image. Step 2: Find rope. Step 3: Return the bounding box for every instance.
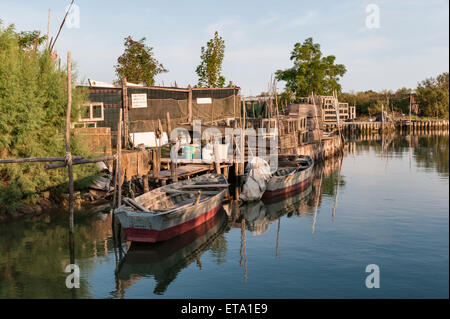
[64,152,72,165]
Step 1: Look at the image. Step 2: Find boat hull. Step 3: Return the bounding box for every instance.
[115,179,226,243]
[262,157,313,199]
[262,177,311,199]
[122,204,223,243]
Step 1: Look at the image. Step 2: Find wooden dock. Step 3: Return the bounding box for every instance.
[324,120,449,134]
[156,164,211,183]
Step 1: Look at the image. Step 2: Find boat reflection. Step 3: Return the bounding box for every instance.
[227,155,344,236]
[115,209,228,295]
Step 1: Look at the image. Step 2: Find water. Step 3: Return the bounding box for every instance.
[0,132,448,298]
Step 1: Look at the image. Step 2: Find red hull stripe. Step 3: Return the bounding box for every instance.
[123,205,222,243]
[262,179,310,199]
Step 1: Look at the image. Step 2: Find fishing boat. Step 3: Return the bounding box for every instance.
[114,174,228,243]
[262,155,314,199]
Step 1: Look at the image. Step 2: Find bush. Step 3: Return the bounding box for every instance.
[0,22,95,214]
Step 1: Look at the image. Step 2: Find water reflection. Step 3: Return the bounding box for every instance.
[0,131,447,298]
[114,210,228,296]
[0,211,113,298]
[345,130,449,177]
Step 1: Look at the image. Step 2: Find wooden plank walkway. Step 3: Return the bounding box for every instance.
[157,164,211,180]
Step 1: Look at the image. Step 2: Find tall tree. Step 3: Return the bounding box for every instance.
[275,37,346,98]
[115,36,167,86]
[196,31,226,87]
[415,72,449,119]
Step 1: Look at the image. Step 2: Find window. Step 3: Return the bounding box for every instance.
[72,122,97,128]
[78,103,104,122]
[81,105,91,120]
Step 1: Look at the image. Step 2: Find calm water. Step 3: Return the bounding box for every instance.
[0,132,448,298]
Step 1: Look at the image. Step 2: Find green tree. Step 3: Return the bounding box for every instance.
[16,30,46,49]
[275,37,346,98]
[196,31,226,87]
[115,36,167,86]
[415,72,449,119]
[0,22,92,215]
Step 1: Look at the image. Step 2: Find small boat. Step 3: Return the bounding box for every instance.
[114,174,228,243]
[262,155,314,199]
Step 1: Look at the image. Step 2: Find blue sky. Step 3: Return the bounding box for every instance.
[1,0,448,95]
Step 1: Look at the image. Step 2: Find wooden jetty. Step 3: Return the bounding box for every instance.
[324,120,449,135]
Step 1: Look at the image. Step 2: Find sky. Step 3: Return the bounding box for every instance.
[0,0,448,96]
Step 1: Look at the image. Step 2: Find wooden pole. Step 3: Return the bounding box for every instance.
[332,156,343,219]
[409,92,412,131]
[166,112,172,135]
[46,9,51,50]
[121,77,129,149]
[187,85,193,124]
[66,52,75,246]
[117,109,122,208]
[312,93,324,161]
[233,84,236,121]
[152,148,159,179]
[0,156,82,164]
[211,94,215,124]
[214,142,221,174]
[312,164,324,234]
[274,79,279,117]
[333,90,341,138]
[240,97,246,175]
[49,0,75,52]
[275,218,280,259]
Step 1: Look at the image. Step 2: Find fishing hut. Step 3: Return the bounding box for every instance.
[75,79,246,198]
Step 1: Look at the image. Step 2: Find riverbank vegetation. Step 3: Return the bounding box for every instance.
[0,22,95,216]
[339,72,449,119]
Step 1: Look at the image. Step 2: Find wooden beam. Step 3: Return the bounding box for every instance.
[44,156,115,170]
[0,156,83,164]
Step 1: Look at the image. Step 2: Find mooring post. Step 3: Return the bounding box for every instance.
[187,85,193,124]
[117,110,122,208]
[121,77,129,149]
[166,112,172,136]
[214,141,221,175]
[65,52,75,264]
